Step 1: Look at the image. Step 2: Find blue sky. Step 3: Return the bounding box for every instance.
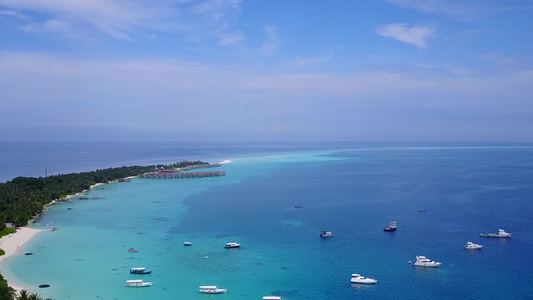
[0,0,532,142]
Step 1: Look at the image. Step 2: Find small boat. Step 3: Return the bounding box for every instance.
[125,279,152,287]
[350,273,377,284]
[184,242,192,246]
[417,209,426,213]
[263,297,282,300]
[128,248,138,252]
[412,255,441,267]
[199,285,227,294]
[130,267,152,274]
[225,242,240,248]
[294,205,303,208]
[384,221,397,231]
[480,229,512,238]
[465,242,483,250]
[320,231,333,237]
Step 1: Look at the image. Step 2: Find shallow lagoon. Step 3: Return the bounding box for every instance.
[4,144,533,299]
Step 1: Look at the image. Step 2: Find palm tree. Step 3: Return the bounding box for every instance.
[16,289,30,300]
[28,292,41,300]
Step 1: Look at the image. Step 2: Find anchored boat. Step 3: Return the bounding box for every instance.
[320,231,333,237]
[384,221,397,231]
[125,279,152,287]
[351,273,377,284]
[199,286,227,294]
[411,256,441,267]
[465,242,483,250]
[480,229,511,238]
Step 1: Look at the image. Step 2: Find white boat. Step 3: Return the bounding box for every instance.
[480,229,512,238]
[384,221,397,231]
[199,285,227,294]
[184,242,192,246]
[320,231,333,237]
[412,256,441,267]
[225,242,240,248]
[262,297,282,300]
[465,242,483,250]
[125,279,152,287]
[350,273,377,284]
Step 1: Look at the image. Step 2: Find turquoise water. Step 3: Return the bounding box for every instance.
[3,144,533,299]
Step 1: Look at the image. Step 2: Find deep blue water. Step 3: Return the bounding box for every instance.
[1,142,533,299]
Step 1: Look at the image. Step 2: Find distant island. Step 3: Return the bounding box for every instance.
[0,160,208,229]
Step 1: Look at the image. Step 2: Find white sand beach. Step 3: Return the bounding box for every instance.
[0,227,44,291]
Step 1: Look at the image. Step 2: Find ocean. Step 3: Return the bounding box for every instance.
[1,142,533,299]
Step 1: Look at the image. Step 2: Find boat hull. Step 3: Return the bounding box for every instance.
[199,289,227,294]
[130,270,152,274]
[351,279,377,284]
[479,233,511,238]
[413,263,441,267]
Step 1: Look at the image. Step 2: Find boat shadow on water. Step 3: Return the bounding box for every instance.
[350,283,377,291]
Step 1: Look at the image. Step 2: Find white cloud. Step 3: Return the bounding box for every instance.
[384,0,487,19]
[0,0,244,41]
[0,9,26,19]
[375,23,435,49]
[218,33,243,46]
[261,25,279,56]
[293,53,334,68]
[479,53,528,71]
[1,52,533,141]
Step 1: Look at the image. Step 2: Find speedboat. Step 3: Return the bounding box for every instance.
[412,256,441,267]
[199,286,227,294]
[465,242,483,250]
[350,273,377,284]
[225,242,240,248]
[184,242,192,246]
[384,221,397,231]
[130,267,152,274]
[263,297,282,300]
[320,231,333,237]
[480,229,512,238]
[125,279,152,287]
[128,248,138,252]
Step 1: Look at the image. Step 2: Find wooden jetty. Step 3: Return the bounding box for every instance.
[139,163,226,179]
[139,170,226,179]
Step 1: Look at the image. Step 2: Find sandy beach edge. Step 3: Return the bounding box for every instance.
[0,227,46,292]
[0,163,229,294]
[0,179,120,294]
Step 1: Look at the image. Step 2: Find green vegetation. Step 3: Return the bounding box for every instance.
[0,160,208,298]
[0,228,16,238]
[0,161,207,227]
[15,289,54,300]
[0,273,15,300]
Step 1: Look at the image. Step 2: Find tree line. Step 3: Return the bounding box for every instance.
[0,160,208,299]
[0,160,207,229]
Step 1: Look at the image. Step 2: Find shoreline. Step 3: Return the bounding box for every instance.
[0,227,45,292]
[0,179,118,293]
[0,164,228,294]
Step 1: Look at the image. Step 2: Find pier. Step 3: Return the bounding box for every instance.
[139,170,226,179]
[139,163,227,179]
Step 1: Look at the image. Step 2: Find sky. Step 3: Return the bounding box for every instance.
[0,0,532,142]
